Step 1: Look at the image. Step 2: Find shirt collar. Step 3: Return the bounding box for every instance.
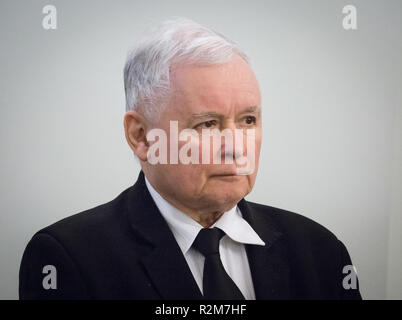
[144,175,265,255]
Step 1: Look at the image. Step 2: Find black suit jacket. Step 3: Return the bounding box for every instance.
[19,171,362,300]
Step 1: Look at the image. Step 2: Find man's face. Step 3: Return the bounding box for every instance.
[144,54,262,215]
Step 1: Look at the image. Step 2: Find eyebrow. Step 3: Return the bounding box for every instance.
[239,105,261,115]
[189,106,261,122]
[189,111,222,122]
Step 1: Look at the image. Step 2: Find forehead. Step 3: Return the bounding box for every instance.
[169,55,261,115]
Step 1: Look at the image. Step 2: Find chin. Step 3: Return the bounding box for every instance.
[205,187,248,208]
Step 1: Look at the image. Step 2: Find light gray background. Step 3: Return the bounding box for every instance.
[0,0,401,299]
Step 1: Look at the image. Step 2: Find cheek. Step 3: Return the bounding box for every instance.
[255,137,262,157]
[252,128,262,157]
[168,161,207,192]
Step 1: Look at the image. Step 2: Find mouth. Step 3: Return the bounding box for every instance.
[210,173,241,180]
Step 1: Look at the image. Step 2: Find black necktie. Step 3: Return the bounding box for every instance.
[192,227,245,300]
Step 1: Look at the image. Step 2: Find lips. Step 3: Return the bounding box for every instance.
[210,172,238,178]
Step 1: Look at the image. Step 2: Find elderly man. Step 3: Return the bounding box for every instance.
[19,18,362,300]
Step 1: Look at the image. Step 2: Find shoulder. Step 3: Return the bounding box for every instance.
[245,200,362,300]
[245,200,340,246]
[31,186,133,247]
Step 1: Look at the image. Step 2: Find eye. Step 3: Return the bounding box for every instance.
[195,120,218,129]
[244,116,256,125]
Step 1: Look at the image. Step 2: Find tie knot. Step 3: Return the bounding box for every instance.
[192,227,225,257]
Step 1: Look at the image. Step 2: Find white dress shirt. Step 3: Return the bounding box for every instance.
[144,176,265,300]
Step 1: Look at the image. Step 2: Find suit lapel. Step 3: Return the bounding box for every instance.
[238,199,291,299]
[126,171,203,300]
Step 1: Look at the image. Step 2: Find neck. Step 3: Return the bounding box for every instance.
[144,174,232,228]
[158,192,228,228]
[187,210,225,228]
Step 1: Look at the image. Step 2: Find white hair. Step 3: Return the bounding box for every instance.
[123,17,250,119]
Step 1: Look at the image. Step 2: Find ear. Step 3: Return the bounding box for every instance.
[124,110,149,161]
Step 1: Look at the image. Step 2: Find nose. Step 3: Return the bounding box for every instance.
[219,122,244,163]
